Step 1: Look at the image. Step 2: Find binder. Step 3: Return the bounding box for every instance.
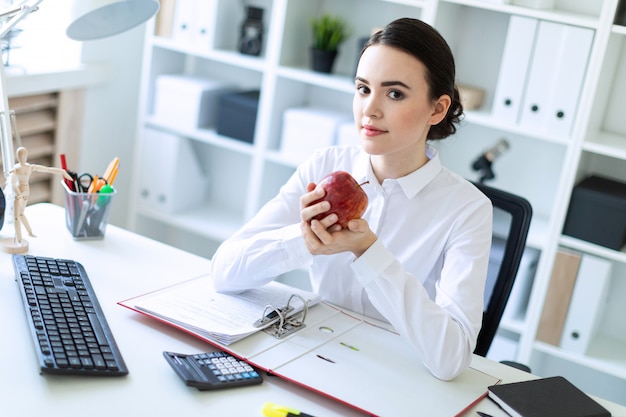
[518,21,593,137]
[154,0,175,38]
[560,254,612,354]
[119,275,500,416]
[491,16,538,124]
[192,0,215,50]
[542,24,593,137]
[536,249,581,346]
[170,0,195,44]
[137,128,208,213]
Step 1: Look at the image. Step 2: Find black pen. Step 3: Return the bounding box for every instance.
[477,412,495,417]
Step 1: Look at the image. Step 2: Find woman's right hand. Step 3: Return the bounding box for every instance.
[299,182,339,229]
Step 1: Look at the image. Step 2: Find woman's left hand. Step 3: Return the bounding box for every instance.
[304,217,377,258]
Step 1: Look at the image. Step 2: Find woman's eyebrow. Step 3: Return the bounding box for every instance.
[354,77,410,89]
[381,80,410,89]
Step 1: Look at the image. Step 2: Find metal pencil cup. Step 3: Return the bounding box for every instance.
[62,182,117,240]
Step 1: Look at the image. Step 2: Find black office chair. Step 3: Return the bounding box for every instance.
[472,182,532,364]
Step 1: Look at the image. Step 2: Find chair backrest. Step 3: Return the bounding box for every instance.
[472,182,532,357]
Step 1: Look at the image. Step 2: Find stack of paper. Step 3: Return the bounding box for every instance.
[121,276,321,345]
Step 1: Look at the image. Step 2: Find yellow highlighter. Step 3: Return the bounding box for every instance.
[262,402,316,417]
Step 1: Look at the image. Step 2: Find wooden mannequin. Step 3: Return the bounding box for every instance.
[1,146,71,254]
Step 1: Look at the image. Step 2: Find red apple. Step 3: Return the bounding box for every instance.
[310,171,368,228]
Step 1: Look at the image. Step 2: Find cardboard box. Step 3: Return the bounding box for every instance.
[280,107,351,163]
[563,175,626,250]
[216,90,260,143]
[153,75,235,130]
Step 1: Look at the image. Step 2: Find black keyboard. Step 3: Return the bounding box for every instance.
[12,255,128,376]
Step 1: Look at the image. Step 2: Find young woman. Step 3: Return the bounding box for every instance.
[211,18,492,381]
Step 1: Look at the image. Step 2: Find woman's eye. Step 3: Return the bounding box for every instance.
[389,90,404,100]
[356,84,370,94]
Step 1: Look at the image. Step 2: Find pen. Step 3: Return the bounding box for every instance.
[476,412,494,417]
[59,154,74,191]
[103,157,119,184]
[262,402,316,417]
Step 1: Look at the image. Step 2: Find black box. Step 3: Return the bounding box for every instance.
[216,90,260,143]
[563,175,626,250]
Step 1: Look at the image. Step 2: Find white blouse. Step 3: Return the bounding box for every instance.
[211,145,493,380]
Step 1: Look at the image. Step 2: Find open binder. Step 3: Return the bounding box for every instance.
[119,275,500,416]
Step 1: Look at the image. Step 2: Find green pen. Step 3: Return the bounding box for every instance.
[96,184,114,208]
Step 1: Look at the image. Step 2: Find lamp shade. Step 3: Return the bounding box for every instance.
[66,0,160,41]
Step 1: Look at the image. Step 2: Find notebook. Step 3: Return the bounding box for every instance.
[487,376,611,417]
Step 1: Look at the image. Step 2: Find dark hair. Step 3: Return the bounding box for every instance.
[361,18,463,140]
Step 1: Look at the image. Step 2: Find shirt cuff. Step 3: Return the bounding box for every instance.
[351,239,395,286]
[281,223,314,268]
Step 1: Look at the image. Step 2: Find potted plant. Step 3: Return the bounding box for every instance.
[310,14,350,73]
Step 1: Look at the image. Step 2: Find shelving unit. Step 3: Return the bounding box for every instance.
[128,0,626,406]
[0,89,83,206]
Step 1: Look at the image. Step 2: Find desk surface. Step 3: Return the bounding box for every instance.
[1,204,624,417]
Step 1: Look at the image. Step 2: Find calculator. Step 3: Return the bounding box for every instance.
[163,351,263,391]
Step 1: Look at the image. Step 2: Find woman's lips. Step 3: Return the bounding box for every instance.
[362,124,386,136]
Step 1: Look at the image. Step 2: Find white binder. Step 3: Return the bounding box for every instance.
[543,25,593,137]
[491,16,538,124]
[137,128,208,213]
[192,0,215,50]
[560,254,611,354]
[171,0,195,44]
[519,21,593,137]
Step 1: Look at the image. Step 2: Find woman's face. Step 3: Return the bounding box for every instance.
[353,44,449,161]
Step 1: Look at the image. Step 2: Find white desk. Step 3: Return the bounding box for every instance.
[1,204,624,417]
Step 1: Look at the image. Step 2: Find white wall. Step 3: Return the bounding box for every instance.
[78,27,145,228]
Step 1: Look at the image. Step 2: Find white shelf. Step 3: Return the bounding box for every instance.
[464,110,571,146]
[277,66,354,93]
[535,336,626,381]
[137,202,243,242]
[443,0,604,28]
[583,131,626,160]
[145,118,255,156]
[559,235,626,264]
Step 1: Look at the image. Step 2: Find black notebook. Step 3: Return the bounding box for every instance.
[487,376,611,417]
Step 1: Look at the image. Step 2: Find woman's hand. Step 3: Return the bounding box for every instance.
[300,183,377,257]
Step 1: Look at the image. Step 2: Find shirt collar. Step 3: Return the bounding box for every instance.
[354,145,442,199]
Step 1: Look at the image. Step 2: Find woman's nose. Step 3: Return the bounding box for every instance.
[362,95,382,118]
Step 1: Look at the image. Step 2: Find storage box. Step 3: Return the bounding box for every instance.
[280,107,351,163]
[153,75,235,130]
[563,175,626,250]
[216,90,260,143]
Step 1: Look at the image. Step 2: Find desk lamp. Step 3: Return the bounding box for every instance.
[0,0,159,232]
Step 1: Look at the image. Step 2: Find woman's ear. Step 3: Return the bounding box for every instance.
[429,94,451,126]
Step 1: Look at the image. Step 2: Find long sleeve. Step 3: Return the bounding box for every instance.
[351,194,492,381]
[210,174,313,292]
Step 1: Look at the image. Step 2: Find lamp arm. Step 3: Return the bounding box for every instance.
[0,0,44,38]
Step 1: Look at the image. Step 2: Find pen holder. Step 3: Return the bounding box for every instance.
[62,182,117,240]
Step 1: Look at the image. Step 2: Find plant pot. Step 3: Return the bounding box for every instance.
[311,48,338,73]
